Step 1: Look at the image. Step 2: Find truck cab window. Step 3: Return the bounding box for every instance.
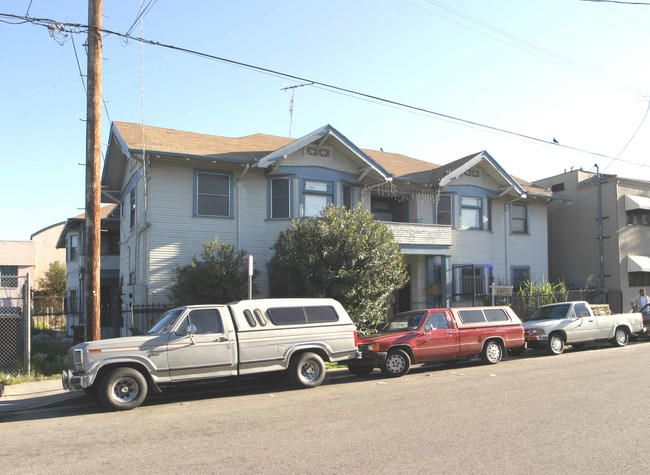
[424,312,449,330]
[187,309,223,334]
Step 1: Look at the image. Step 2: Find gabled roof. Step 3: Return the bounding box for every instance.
[257,124,392,181]
[56,205,119,249]
[102,122,552,199]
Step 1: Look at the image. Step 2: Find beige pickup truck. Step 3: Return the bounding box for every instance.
[523,301,644,355]
[62,298,359,410]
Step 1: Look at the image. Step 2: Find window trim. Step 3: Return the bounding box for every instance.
[194,170,233,218]
[301,179,333,217]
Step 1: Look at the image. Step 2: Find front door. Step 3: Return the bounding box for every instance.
[166,307,237,381]
[414,310,459,361]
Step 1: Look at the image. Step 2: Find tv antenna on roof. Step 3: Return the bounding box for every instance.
[281,82,313,138]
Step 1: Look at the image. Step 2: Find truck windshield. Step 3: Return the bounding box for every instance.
[147,308,184,334]
[529,304,571,321]
[381,311,426,332]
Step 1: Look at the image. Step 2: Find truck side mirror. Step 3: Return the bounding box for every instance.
[185,324,198,335]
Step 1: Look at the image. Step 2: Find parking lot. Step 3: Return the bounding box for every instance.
[2,341,649,474]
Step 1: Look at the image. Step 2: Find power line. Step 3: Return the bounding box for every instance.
[2,12,649,169]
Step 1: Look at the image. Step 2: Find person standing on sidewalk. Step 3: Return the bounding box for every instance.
[631,288,649,313]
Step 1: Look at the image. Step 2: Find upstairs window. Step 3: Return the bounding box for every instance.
[129,188,136,229]
[461,196,482,229]
[0,266,18,288]
[69,234,79,261]
[435,194,452,225]
[303,180,332,217]
[627,209,650,226]
[511,203,528,234]
[196,171,231,217]
[271,178,290,219]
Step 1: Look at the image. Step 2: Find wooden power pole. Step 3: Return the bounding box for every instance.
[84,0,103,341]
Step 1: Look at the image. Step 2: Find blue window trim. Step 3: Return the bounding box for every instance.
[193,169,234,219]
[510,203,529,235]
[267,176,293,220]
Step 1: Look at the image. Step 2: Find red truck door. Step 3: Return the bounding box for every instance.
[414,310,460,362]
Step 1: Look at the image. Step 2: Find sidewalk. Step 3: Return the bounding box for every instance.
[0,379,83,414]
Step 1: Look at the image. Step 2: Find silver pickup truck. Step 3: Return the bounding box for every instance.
[523,301,644,355]
[62,298,359,410]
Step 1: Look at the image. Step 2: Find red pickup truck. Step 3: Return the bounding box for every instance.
[347,306,525,377]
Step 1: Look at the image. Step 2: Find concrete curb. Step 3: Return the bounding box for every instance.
[0,379,83,414]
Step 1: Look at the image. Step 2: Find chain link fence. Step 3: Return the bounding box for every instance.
[0,276,27,373]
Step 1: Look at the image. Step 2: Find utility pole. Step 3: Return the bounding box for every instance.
[595,163,605,289]
[84,0,102,341]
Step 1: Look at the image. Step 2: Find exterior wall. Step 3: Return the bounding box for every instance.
[0,240,35,299]
[30,223,66,289]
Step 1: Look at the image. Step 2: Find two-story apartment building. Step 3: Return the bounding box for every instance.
[56,205,121,336]
[534,169,650,310]
[101,122,553,314]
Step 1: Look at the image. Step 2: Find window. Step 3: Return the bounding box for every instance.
[68,289,77,314]
[243,309,257,327]
[461,196,482,229]
[186,309,224,334]
[436,194,452,225]
[0,266,18,288]
[342,184,352,209]
[271,178,290,218]
[423,312,450,330]
[458,309,486,324]
[511,203,528,234]
[129,188,136,229]
[484,309,509,322]
[266,306,339,325]
[196,171,230,217]
[551,183,565,192]
[303,180,332,217]
[69,234,79,261]
[511,267,530,290]
[101,232,120,256]
[629,272,650,286]
[627,209,650,226]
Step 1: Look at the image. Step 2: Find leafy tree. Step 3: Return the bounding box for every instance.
[269,204,409,334]
[170,237,256,305]
[33,261,66,314]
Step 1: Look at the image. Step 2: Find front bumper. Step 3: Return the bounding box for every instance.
[62,370,90,391]
[347,350,387,367]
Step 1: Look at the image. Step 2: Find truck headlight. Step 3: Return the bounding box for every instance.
[363,343,380,352]
[73,348,84,371]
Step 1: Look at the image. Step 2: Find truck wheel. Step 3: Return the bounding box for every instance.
[289,352,325,389]
[99,367,148,411]
[547,334,565,355]
[347,365,374,377]
[480,341,503,364]
[381,349,410,377]
[611,327,629,347]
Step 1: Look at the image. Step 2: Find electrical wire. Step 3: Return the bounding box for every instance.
[2,12,649,169]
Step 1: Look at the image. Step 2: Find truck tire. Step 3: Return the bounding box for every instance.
[546,333,565,355]
[611,327,629,347]
[98,367,148,411]
[381,349,411,377]
[289,352,326,389]
[347,365,374,377]
[480,340,503,364]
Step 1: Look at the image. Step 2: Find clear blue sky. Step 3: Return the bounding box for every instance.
[2,0,650,240]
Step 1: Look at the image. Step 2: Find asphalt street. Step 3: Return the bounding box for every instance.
[2,341,649,474]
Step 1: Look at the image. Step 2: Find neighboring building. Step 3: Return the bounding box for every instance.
[0,241,35,303]
[533,170,650,310]
[56,205,121,336]
[101,122,554,313]
[30,222,66,289]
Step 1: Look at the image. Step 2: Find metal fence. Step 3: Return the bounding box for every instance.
[0,276,27,373]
